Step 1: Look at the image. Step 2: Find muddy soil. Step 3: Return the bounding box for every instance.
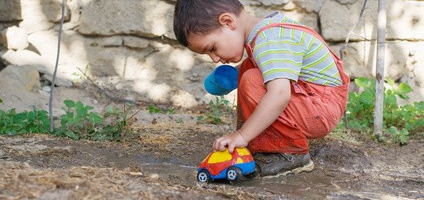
[0,120,423,200]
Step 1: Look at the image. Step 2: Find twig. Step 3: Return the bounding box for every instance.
[339,0,369,60]
[49,0,66,132]
[76,68,138,105]
[339,0,369,129]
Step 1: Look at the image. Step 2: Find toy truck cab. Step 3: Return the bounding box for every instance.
[197,147,256,182]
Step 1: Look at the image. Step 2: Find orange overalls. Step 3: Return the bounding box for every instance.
[237,23,350,154]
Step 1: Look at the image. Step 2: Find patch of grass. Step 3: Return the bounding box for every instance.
[0,100,132,142]
[55,100,130,141]
[0,108,50,135]
[147,105,162,114]
[198,96,235,124]
[343,77,423,145]
[329,123,360,144]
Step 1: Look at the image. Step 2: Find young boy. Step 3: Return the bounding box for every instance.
[173,0,349,177]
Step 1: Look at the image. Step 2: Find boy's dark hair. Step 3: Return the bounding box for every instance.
[173,0,244,47]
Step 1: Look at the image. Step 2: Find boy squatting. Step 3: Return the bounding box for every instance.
[173,0,349,177]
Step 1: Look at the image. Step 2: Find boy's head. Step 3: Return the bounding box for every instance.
[173,0,244,47]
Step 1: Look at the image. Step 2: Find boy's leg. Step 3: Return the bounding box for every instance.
[238,68,309,154]
[238,68,338,176]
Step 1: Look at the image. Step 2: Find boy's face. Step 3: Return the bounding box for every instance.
[187,15,245,64]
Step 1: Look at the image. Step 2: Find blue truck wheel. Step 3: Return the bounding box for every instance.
[197,170,211,182]
[226,167,242,182]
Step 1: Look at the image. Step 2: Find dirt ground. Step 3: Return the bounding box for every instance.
[0,117,423,200]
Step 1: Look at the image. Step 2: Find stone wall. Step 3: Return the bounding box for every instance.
[0,0,423,110]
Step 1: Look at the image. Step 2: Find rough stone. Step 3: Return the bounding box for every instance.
[1,26,28,50]
[1,49,48,70]
[21,0,70,23]
[42,73,74,87]
[171,91,198,108]
[97,36,123,47]
[79,0,175,39]
[386,1,424,40]
[293,0,326,13]
[0,65,40,92]
[0,0,22,22]
[320,0,377,41]
[123,37,150,49]
[259,0,290,6]
[320,0,424,41]
[18,0,70,34]
[247,6,319,30]
[27,30,89,80]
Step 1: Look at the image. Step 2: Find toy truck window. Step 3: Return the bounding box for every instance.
[208,150,232,164]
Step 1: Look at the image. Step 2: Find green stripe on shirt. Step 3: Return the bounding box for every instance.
[303,52,330,69]
[255,49,304,60]
[254,40,302,51]
[260,58,302,67]
[263,68,300,77]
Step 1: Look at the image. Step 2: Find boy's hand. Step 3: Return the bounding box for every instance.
[212,130,248,153]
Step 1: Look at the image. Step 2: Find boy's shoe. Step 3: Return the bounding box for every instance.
[253,152,314,177]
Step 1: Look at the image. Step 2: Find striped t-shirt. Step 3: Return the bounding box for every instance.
[246,12,342,86]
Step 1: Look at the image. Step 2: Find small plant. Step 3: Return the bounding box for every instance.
[0,99,131,141]
[388,126,409,146]
[167,107,174,114]
[56,100,128,141]
[148,105,162,114]
[0,108,50,135]
[205,96,234,124]
[72,66,88,84]
[345,77,423,145]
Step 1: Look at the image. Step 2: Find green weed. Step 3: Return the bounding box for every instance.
[148,105,162,114]
[202,96,234,124]
[345,77,423,145]
[0,108,50,135]
[56,100,129,141]
[0,99,130,141]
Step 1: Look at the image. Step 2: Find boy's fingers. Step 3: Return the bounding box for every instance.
[228,143,235,153]
[218,139,228,151]
[212,137,222,150]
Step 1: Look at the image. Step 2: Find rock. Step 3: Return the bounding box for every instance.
[1,49,51,72]
[0,0,22,21]
[21,0,70,23]
[171,91,198,108]
[0,65,40,92]
[27,30,88,80]
[98,36,123,47]
[18,0,70,34]
[1,26,29,50]
[42,74,74,87]
[42,86,52,92]
[259,0,290,6]
[293,0,326,13]
[123,36,150,49]
[386,1,424,40]
[320,0,424,41]
[320,0,377,41]
[79,0,175,39]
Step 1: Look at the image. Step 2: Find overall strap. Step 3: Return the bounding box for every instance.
[248,23,340,60]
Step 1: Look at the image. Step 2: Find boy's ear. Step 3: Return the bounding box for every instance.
[218,13,237,30]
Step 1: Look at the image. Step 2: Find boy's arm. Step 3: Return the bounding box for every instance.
[213,78,291,152]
